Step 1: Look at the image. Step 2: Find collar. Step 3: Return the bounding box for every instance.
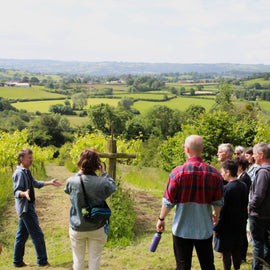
[186,156,203,163]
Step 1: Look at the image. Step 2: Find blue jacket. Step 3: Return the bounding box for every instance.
[12,165,44,216]
[64,172,116,231]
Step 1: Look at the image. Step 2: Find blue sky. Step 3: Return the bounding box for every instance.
[1,0,270,64]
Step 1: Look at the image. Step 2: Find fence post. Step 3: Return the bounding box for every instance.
[106,139,117,180]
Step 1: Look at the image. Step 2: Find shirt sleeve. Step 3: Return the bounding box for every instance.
[13,172,26,198]
[163,170,179,204]
[249,169,270,212]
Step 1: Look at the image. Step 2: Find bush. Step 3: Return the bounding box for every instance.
[107,178,136,247]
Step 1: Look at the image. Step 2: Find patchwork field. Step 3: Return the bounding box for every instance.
[0,86,66,100]
[133,97,215,114]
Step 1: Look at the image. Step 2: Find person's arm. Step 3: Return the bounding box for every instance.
[43,178,62,187]
[156,204,171,233]
[249,169,269,212]
[212,206,221,225]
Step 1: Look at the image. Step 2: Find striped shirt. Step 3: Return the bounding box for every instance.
[163,156,224,239]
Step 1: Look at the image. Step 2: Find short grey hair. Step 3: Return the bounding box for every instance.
[253,143,270,159]
[235,146,245,153]
[218,143,234,158]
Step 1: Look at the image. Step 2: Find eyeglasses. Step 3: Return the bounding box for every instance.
[234,152,241,155]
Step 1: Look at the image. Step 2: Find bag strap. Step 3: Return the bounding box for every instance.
[80,176,93,209]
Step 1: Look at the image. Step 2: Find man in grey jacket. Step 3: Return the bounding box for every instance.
[12,148,62,267]
[248,143,270,270]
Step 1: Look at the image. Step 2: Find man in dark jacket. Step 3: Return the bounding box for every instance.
[248,143,270,270]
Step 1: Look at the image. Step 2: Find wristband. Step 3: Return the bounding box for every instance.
[158,217,165,221]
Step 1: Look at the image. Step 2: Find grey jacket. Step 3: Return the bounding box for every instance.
[64,172,116,231]
[249,163,270,220]
[12,165,44,216]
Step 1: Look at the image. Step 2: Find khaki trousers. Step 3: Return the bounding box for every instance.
[69,226,107,270]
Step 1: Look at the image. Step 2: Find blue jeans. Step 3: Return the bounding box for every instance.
[13,204,48,266]
[249,216,270,270]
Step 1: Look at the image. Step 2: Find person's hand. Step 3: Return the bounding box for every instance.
[212,211,218,225]
[23,189,30,201]
[99,164,105,174]
[156,219,165,233]
[50,179,62,187]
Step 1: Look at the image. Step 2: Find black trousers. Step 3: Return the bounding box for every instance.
[173,235,215,270]
[222,248,241,270]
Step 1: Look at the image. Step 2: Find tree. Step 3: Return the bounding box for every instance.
[118,97,134,111]
[72,92,88,110]
[185,105,206,123]
[22,76,29,83]
[30,115,68,147]
[196,85,204,91]
[190,88,195,96]
[213,82,233,112]
[30,77,40,85]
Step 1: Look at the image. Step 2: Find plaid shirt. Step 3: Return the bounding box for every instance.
[163,156,224,239]
[164,156,223,205]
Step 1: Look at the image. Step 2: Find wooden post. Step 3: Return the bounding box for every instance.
[106,138,117,180]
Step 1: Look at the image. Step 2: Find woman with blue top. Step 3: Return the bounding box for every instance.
[65,149,116,270]
[245,148,260,182]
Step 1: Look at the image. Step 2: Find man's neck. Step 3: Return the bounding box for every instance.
[260,159,270,166]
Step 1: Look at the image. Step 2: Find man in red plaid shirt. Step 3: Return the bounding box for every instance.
[157,135,224,270]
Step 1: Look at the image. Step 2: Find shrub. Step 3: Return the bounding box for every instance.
[107,178,136,247]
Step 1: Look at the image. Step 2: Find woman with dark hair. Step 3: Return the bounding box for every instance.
[234,156,251,191]
[245,148,260,182]
[65,149,116,270]
[234,156,251,263]
[214,160,248,270]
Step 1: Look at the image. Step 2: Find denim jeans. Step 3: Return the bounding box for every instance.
[13,204,48,266]
[249,216,270,270]
[173,235,215,270]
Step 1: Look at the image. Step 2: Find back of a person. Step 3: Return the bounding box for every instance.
[171,157,223,239]
[222,180,248,233]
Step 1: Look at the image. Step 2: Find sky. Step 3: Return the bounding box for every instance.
[1,0,270,64]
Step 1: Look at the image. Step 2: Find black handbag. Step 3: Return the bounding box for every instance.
[80,176,111,225]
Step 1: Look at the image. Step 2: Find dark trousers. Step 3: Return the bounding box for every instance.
[240,221,248,261]
[173,235,215,270]
[222,247,241,270]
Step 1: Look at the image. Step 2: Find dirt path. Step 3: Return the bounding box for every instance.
[0,164,163,269]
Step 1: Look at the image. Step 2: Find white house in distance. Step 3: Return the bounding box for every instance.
[4,81,30,87]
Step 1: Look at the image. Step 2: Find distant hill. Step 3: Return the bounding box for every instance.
[1,59,270,75]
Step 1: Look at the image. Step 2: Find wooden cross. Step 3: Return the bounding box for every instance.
[98,122,136,180]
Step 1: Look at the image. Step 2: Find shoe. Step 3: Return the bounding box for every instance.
[13,262,29,267]
[38,262,51,267]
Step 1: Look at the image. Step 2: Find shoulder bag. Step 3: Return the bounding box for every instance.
[80,176,111,225]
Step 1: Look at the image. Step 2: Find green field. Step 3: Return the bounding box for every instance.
[13,98,120,113]
[133,97,215,114]
[0,86,66,100]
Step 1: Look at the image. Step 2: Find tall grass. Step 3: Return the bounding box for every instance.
[0,170,13,217]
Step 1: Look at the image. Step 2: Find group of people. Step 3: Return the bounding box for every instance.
[8,136,270,270]
[157,136,270,270]
[11,148,116,270]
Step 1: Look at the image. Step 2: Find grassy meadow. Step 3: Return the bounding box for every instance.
[133,97,215,114]
[0,86,66,100]
[0,164,254,270]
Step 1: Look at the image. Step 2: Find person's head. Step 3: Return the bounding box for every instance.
[18,148,33,169]
[217,143,234,162]
[77,148,101,175]
[234,146,245,157]
[245,148,255,164]
[220,160,238,181]
[234,156,249,175]
[253,143,270,166]
[183,135,204,158]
